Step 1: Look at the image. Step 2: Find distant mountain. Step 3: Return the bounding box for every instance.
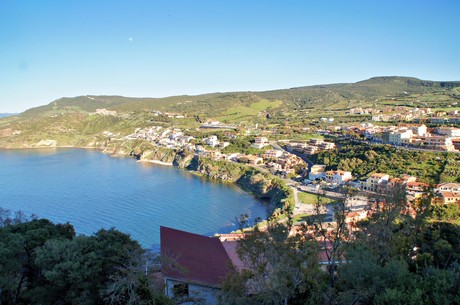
[18,76,460,118]
[0,113,18,118]
[257,76,460,108]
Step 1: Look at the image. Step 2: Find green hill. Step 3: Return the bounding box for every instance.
[1,76,459,149]
[18,76,460,118]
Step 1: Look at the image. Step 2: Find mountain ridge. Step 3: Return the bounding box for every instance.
[18,76,460,117]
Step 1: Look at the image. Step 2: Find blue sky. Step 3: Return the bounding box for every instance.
[1,0,459,113]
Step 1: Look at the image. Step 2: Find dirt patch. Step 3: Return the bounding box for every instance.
[0,128,13,138]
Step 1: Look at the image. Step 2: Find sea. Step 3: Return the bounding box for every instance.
[0,148,268,250]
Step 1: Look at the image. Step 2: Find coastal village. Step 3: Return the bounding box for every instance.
[1,84,460,304]
[2,0,460,302]
[116,111,460,303]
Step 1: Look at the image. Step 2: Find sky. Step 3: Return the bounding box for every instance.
[1,0,460,113]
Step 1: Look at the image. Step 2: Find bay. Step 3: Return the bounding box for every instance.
[0,149,267,250]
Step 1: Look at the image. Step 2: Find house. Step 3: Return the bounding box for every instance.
[303,145,319,155]
[360,173,390,192]
[317,141,336,150]
[421,136,456,151]
[434,192,460,205]
[388,129,413,145]
[436,183,460,194]
[409,124,428,136]
[452,139,460,151]
[251,137,269,149]
[436,127,460,138]
[406,181,430,195]
[237,154,263,165]
[325,170,353,185]
[161,226,232,304]
[262,149,283,159]
[344,210,369,224]
[204,135,219,147]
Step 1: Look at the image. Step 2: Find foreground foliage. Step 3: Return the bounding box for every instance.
[220,187,460,305]
[0,208,170,305]
[315,142,460,184]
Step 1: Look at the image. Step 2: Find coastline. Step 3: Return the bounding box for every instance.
[0,142,290,219]
[137,159,173,166]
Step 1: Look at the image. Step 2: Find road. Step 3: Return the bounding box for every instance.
[250,141,341,218]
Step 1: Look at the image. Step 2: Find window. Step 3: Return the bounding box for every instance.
[173,283,189,297]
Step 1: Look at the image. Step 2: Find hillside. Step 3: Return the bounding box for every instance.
[1,76,459,149]
[18,76,460,116]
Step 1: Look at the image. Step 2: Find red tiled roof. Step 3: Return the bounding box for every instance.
[440,191,460,198]
[160,226,231,287]
[407,181,429,187]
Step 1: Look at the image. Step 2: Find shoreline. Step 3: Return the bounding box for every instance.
[137,159,173,166]
[0,144,286,218]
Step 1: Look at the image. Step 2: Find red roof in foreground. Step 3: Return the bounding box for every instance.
[160,226,231,287]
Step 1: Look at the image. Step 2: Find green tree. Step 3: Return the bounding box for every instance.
[219,221,321,305]
[32,228,142,305]
[0,218,75,304]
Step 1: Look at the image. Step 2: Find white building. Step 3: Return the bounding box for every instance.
[325,170,353,185]
[436,183,460,194]
[410,124,427,136]
[436,127,460,138]
[360,173,390,192]
[389,129,413,145]
[204,135,219,147]
[262,149,283,159]
[251,137,269,149]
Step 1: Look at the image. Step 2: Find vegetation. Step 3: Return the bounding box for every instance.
[0,208,169,305]
[221,186,460,305]
[314,141,460,184]
[298,192,334,205]
[1,76,459,149]
[186,156,294,214]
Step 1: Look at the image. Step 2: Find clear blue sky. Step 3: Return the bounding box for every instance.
[1,0,459,113]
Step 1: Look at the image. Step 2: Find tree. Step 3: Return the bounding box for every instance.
[310,187,354,302]
[0,218,75,305]
[336,185,460,304]
[103,249,174,305]
[219,221,321,305]
[32,228,142,305]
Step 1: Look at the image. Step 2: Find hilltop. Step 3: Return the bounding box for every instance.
[18,76,460,117]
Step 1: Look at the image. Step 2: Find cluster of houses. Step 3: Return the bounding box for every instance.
[344,105,460,125]
[285,138,336,155]
[126,126,195,149]
[344,124,460,152]
[307,164,460,206]
[198,147,305,177]
[125,127,306,176]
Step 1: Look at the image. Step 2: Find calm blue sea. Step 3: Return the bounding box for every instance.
[0,149,267,249]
